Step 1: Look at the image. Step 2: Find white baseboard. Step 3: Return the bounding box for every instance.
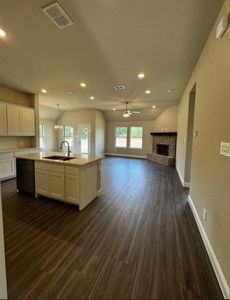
[96,189,102,197]
[188,195,230,299]
[176,165,190,188]
[105,153,147,159]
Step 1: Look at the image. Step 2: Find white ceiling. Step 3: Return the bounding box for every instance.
[39,105,63,120]
[0,0,223,120]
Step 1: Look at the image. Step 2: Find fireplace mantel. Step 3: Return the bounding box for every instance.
[150,132,177,136]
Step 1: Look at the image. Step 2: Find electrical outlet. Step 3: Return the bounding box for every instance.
[203,209,207,222]
[220,142,230,157]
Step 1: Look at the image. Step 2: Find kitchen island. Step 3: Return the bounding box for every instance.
[15,152,103,210]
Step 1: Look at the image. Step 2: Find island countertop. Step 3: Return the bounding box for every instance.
[15,151,104,166]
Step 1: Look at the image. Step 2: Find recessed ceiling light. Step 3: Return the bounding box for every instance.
[152,105,156,109]
[80,82,86,88]
[0,28,6,38]
[145,90,151,94]
[113,108,116,111]
[41,89,47,93]
[90,96,95,100]
[138,73,145,79]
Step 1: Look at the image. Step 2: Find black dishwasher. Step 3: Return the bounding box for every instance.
[16,158,35,194]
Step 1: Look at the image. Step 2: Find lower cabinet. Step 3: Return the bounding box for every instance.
[65,166,79,204]
[49,171,65,201]
[35,162,65,201]
[0,153,16,181]
[35,162,79,204]
[34,161,99,209]
[35,169,50,196]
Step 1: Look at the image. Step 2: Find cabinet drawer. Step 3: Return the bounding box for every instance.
[65,166,80,175]
[35,161,65,173]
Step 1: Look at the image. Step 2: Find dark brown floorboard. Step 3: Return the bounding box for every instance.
[1,157,223,299]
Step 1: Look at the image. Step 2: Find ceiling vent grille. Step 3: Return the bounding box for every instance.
[114,85,126,91]
[42,2,73,29]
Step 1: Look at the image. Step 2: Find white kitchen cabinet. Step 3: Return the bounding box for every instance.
[0,104,7,136]
[35,162,65,201]
[0,153,16,181]
[20,108,35,136]
[4,104,35,136]
[33,159,99,210]
[49,171,65,200]
[7,105,21,136]
[35,169,49,196]
[65,166,80,204]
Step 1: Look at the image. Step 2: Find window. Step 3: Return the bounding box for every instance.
[130,127,143,149]
[115,127,128,148]
[39,124,45,149]
[64,126,74,150]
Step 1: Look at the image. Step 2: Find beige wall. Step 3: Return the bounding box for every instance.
[58,109,107,156]
[40,119,58,151]
[0,185,7,299]
[176,0,230,293]
[0,84,39,150]
[106,106,178,156]
[106,120,155,156]
[95,111,106,155]
[154,105,178,132]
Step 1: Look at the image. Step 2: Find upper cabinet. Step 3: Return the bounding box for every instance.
[20,108,35,136]
[0,104,7,135]
[7,105,21,136]
[0,103,35,137]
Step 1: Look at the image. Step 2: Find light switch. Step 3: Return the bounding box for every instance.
[220,142,230,157]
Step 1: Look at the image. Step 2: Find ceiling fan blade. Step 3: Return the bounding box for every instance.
[131,111,141,114]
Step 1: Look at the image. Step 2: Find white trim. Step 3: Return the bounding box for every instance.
[176,164,190,188]
[188,195,230,299]
[96,189,102,197]
[105,153,146,159]
[183,181,190,188]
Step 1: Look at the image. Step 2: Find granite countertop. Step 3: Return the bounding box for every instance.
[15,151,104,166]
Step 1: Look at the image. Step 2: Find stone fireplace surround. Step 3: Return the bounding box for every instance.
[147,132,177,166]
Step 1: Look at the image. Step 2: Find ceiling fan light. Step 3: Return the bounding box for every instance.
[123,112,130,118]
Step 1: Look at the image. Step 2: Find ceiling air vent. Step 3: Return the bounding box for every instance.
[42,2,73,29]
[114,85,126,91]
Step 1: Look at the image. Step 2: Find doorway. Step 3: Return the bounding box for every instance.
[78,124,90,155]
[184,84,196,186]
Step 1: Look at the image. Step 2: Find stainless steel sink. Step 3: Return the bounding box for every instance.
[43,155,75,161]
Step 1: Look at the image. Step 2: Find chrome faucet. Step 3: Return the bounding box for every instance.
[60,140,71,157]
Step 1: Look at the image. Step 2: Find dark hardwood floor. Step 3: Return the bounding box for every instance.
[1,157,223,299]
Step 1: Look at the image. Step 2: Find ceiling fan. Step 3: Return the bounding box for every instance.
[123,102,141,118]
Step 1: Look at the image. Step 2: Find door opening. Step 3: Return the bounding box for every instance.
[78,124,90,155]
[184,84,196,186]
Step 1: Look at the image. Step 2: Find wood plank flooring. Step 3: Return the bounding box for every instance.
[1,157,223,299]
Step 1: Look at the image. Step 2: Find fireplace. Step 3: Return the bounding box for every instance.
[147,132,177,166]
[157,144,169,156]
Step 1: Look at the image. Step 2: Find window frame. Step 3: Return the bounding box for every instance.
[39,123,45,149]
[114,126,128,148]
[129,126,143,150]
[63,125,74,151]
